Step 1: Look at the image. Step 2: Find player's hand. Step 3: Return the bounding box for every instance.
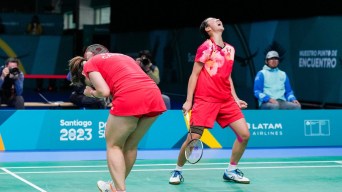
[182,100,192,115]
[84,86,95,97]
[237,99,248,109]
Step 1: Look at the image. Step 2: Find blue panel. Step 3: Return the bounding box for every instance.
[32,36,61,74]
[1,109,342,151]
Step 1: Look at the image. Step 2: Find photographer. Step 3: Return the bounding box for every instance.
[137,50,160,84]
[0,57,25,109]
[136,50,171,109]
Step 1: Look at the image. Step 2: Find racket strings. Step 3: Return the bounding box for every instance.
[185,139,203,163]
[184,112,203,164]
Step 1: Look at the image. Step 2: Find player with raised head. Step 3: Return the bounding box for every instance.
[169,17,250,185]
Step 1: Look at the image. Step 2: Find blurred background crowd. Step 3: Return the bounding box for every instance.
[1,0,341,110]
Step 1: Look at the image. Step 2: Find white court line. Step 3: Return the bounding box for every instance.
[0,164,341,175]
[2,160,341,169]
[1,168,47,192]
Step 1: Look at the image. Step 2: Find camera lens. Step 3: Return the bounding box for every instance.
[141,58,150,65]
[9,68,20,76]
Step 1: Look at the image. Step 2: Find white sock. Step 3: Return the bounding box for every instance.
[175,165,183,171]
[228,164,237,171]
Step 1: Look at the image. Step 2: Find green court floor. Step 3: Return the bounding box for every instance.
[1,156,341,192]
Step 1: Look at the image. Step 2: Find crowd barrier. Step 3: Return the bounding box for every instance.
[1,102,75,109]
[0,110,341,151]
[1,101,112,109]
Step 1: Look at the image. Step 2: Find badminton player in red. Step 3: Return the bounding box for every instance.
[69,53,167,192]
[169,17,250,184]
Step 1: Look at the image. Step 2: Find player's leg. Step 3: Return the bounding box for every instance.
[123,115,159,177]
[218,101,250,184]
[178,126,203,164]
[169,101,219,185]
[229,118,250,165]
[224,118,250,184]
[169,126,203,184]
[103,114,139,191]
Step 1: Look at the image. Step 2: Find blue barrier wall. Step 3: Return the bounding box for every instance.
[0,35,73,75]
[1,110,341,151]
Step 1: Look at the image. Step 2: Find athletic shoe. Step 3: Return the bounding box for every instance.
[97,180,114,192]
[223,169,250,184]
[169,170,184,185]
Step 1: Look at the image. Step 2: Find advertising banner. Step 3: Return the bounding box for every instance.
[1,110,341,151]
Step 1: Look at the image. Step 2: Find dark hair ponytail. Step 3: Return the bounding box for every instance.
[68,56,86,86]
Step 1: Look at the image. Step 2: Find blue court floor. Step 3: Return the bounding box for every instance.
[1,147,342,162]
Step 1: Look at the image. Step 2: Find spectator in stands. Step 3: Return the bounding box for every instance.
[254,45,301,110]
[27,15,43,35]
[136,49,171,109]
[0,57,25,109]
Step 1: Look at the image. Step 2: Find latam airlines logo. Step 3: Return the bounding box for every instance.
[247,122,283,136]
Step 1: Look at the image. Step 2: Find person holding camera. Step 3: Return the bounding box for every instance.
[136,50,171,109]
[136,50,160,84]
[0,57,25,109]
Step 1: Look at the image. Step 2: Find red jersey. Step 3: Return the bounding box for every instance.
[83,53,157,95]
[194,38,235,102]
[83,53,166,116]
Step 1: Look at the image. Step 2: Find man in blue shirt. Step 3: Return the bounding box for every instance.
[254,50,301,109]
[0,58,25,109]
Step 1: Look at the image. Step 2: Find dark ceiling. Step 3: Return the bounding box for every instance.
[1,0,341,32]
[110,0,342,32]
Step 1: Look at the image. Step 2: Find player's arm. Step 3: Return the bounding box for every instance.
[229,75,238,100]
[85,71,110,98]
[229,75,248,109]
[183,61,203,114]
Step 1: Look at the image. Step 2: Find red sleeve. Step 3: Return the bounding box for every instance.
[195,40,213,64]
[82,59,99,78]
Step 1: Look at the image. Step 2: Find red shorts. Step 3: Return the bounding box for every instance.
[190,98,244,128]
[109,88,167,117]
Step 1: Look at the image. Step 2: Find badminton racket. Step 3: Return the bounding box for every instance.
[184,112,204,164]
